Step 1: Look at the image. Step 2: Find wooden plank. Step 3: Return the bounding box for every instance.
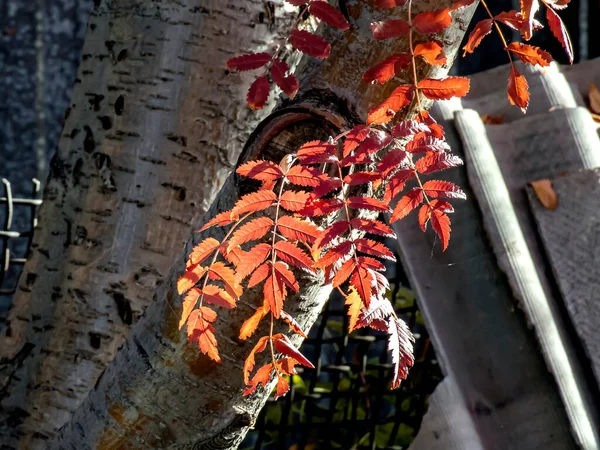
[527,168,600,385]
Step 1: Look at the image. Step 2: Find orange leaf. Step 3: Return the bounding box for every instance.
[280,190,311,212]
[231,190,277,216]
[274,240,315,273]
[264,273,286,318]
[277,357,299,376]
[180,287,201,330]
[280,310,308,338]
[371,19,410,40]
[391,188,423,222]
[177,265,207,295]
[412,9,452,35]
[208,262,243,299]
[363,53,411,85]
[228,216,274,249]
[202,284,236,309]
[198,210,236,232]
[343,125,371,156]
[347,196,391,213]
[237,160,284,181]
[344,288,363,333]
[315,240,353,270]
[354,238,396,261]
[296,140,336,162]
[350,266,374,307]
[286,165,324,187]
[248,263,271,288]
[273,334,315,368]
[344,172,381,186]
[422,180,466,199]
[243,335,270,383]
[290,29,331,59]
[247,76,270,110]
[414,41,447,65]
[332,258,357,287]
[529,179,558,211]
[277,216,320,244]
[243,363,273,396]
[226,53,272,71]
[350,218,396,238]
[235,243,272,281]
[415,152,463,174]
[507,66,529,113]
[239,306,268,340]
[519,0,539,40]
[377,149,408,178]
[463,19,493,55]
[189,237,220,266]
[367,85,415,125]
[314,220,350,250]
[431,209,451,251]
[417,77,470,100]
[506,42,552,66]
[308,1,350,31]
[274,261,299,293]
[270,59,299,98]
[274,374,290,399]
[547,7,573,63]
[187,308,221,363]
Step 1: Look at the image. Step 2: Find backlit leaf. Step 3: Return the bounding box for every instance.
[277,216,320,244]
[180,288,201,330]
[415,152,463,174]
[247,76,270,110]
[274,240,315,273]
[202,284,236,309]
[412,9,452,34]
[208,262,243,298]
[547,7,573,63]
[391,188,423,222]
[506,42,552,66]
[414,41,447,66]
[270,59,299,98]
[189,237,220,266]
[507,66,529,113]
[273,334,315,368]
[350,218,396,238]
[228,217,274,248]
[371,19,410,40]
[226,53,272,71]
[280,310,308,338]
[422,180,466,199]
[418,77,470,100]
[367,85,415,125]
[232,190,277,216]
[280,190,311,212]
[239,306,268,340]
[463,19,493,55]
[187,308,220,363]
[388,318,415,388]
[244,336,270,383]
[309,1,350,30]
[237,160,284,181]
[290,30,331,59]
[243,363,273,396]
[363,53,411,84]
[347,196,391,213]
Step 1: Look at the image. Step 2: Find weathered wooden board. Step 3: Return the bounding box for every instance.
[527,168,600,386]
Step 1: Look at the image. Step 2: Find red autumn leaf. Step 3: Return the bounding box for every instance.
[350,218,396,238]
[208,262,243,299]
[300,197,345,217]
[418,204,431,231]
[417,77,470,100]
[391,120,430,138]
[277,358,299,376]
[414,41,447,66]
[494,11,542,33]
[416,110,445,138]
[344,288,363,332]
[296,140,336,162]
[231,190,277,216]
[355,238,396,261]
[248,263,271,288]
[234,243,271,282]
[264,272,286,318]
[367,85,415,125]
[273,261,299,292]
[422,180,466,199]
[355,296,394,330]
[199,210,237,232]
[239,306,268,340]
[180,288,201,330]
[189,237,220,266]
[391,188,424,222]
[415,152,463,174]
[286,165,324,187]
[463,19,493,55]
[290,29,331,59]
[228,217,274,248]
[270,59,299,98]
[244,336,270,383]
[237,160,284,181]
[312,178,343,197]
[507,42,552,66]
[202,284,236,309]
[280,190,310,212]
[277,215,320,244]
[274,240,315,273]
[308,1,350,31]
[314,220,350,250]
[363,53,411,85]
[547,7,573,63]
[353,130,392,156]
[388,317,415,388]
[315,240,353,270]
[332,258,356,287]
[344,171,381,186]
[273,333,315,368]
[243,363,273,396]
[371,19,410,40]
[546,0,570,10]
[347,196,391,213]
[274,374,290,399]
[519,0,539,40]
[247,76,270,110]
[226,52,272,71]
[375,0,407,7]
[177,265,207,295]
[222,245,246,267]
[358,255,386,272]
[431,208,451,251]
[507,66,530,113]
[343,125,371,156]
[406,135,450,154]
[280,310,308,338]
[350,266,374,307]
[412,9,452,35]
[187,308,221,363]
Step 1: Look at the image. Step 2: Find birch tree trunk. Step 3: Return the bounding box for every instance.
[42,1,477,448]
[0,0,296,448]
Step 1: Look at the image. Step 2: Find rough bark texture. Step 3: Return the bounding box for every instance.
[0,0,296,448]
[44,1,477,448]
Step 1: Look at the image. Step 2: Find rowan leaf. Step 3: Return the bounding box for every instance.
[315,240,354,269]
[344,172,381,186]
[332,258,356,287]
[264,273,286,318]
[202,284,236,309]
[177,265,207,295]
[243,363,273,396]
[418,77,470,100]
[296,140,336,162]
[314,220,350,250]
[248,263,271,288]
[363,53,411,85]
[358,255,386,272]
[355,238,396,261]
[270,59,299,98]
[274,374,290,399]
[231,190,277,216]
[416,110,445,138]
[189,237,220,266]
[300,197,345,217]
[308,1,350,30]
[280,190,310,212]
[391,120,430,138]
[415,152,463,174]
[274,261,299,292]
[422,180,466,199]
[273,334,315,368]
[345,287,363,333]
[290,30,331,59]
[507,66,530,113]
[180,288,201,330]
[247,76,270,110]
[356,296,394,329]
[350,218,396,238]
[208,262,243,299]
[371,20,410,40]
[431,208,451,251]
[414,41,447,66]
[286,165,324,187]
[520,0,539,40]
[277,215,320,244]
[494,11,542,33]
[547,7,573,63]
[226,53,272,71]
[239,306,268,340]
[199,210,236,232]
[228,217,274,248]
[347,196,391,213]
[223,245,246,267]
[280,310,308,338]
[391,188,424,222]
[507,42,552,66]
[187,308,220,363]
[350,266,374,307]
[418,204,431,231]
[277,358,299,376]
[463,19,493,55]
[367,85,415,125]
[412,9,452,35]
[244,335,270,383]
[274,240,315,273]
[343,125,371,156]
[312,178,343,197]
[237,160,284,181]
[388,317,415,388]
[406,135,450,154]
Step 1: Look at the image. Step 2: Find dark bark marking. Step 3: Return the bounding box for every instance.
[97,116,112,130]
[73,158,84,186]
[138,155,166,165]
[86,94,104,112]
[110,291,133,325]
[115,95,124,115]
[88,332,102,349]
[83,126,95,153]
[64,218,72,248]
[122,198,148,208]
[133,336,153,370]
[165,133,187,147]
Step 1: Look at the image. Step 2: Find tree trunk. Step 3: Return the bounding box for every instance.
[0,0,297,448]
[43,1,477,448]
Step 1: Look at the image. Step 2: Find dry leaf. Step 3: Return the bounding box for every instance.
[589,83,600,114]
[530,179,558,211]
[481,114,504,124]
[591,112,600,123]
